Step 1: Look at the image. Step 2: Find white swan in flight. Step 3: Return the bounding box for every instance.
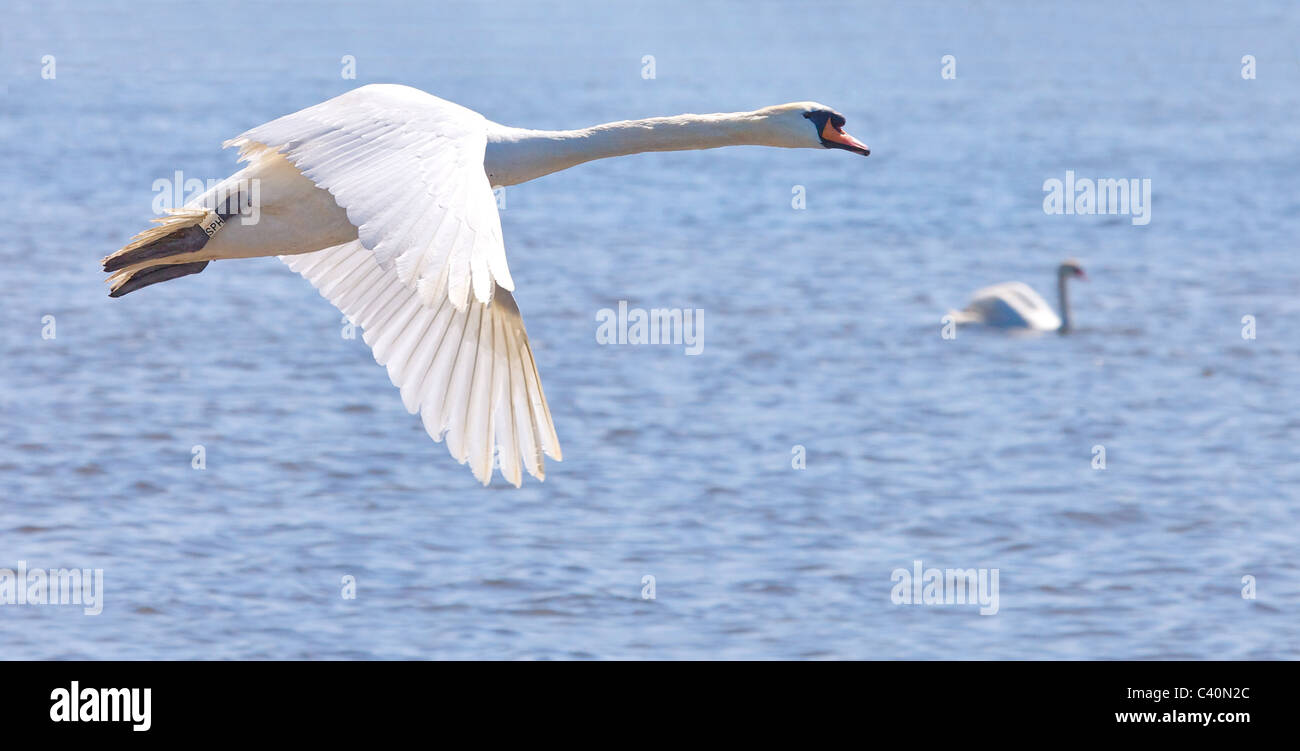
[103,84,871,486]
[948,259,1087,333]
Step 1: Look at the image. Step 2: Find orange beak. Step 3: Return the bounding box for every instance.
[821,120,870,156]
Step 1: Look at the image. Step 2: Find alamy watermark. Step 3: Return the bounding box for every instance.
[50,681,150,731]
[890,560,999,615]
[0,561,103,615]
[1043,170,1150,226]
[152,170,261,225]
[595,301,703,355]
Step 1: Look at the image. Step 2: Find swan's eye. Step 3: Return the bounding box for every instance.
[804,110,846,131]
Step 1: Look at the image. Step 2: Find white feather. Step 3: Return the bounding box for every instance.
[113,86,869,485]
[226,84,514,313]
[281,242,560,486]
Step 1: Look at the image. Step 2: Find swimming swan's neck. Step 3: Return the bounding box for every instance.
[1057,274,1072,333]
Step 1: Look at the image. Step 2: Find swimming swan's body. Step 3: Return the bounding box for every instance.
[948,260,1087,333]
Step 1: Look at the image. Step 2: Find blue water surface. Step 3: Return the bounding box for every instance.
[0,0,1297,658]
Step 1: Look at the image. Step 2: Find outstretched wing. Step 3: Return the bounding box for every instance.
[226,83,512,312]
[225,84,558,484]
[282,241,560,485]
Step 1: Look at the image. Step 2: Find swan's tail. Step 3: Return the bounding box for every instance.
[102,207,219,296]
[945,308,978,325]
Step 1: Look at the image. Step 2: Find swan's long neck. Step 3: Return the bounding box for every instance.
[1057,273,1072,333]
[484,110,786,186]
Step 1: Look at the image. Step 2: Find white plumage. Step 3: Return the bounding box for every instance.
[104,84,870,485]
[948,260,1087,333]
[281,241,557,487]
[227,86,513,312]
[228,85,551,486]
[954,281,1062,331]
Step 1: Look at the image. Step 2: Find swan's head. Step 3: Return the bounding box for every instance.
[759,102,870,156]
[1058,259,1087,281]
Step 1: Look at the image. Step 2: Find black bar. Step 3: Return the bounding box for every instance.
[4,660,1283,738]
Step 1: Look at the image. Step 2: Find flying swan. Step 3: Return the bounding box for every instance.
[947,259,1087,333]
[103,84,871,485]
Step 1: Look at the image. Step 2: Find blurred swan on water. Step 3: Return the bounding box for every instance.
[948,259,1087,333]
